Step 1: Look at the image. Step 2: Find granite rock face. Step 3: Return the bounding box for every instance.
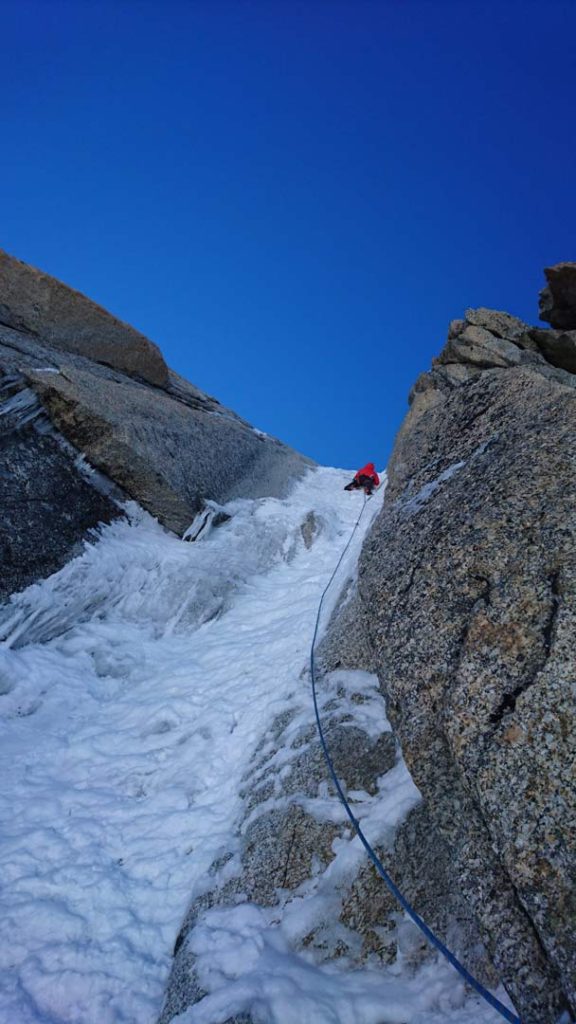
[22,359,310,535]
[0,256,311,596]
[0,249,168,386]
[359,301,576,1024]
[539,261,576,330]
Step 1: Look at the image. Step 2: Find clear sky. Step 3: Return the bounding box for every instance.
[2,0,576,469]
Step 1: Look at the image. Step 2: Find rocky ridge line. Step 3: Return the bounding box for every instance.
[0,248,168,386]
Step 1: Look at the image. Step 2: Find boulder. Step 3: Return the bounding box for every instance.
[539,262,576,330]
[439,323,522,368]
[0,248,168,386]
[464,306,528,343]
[530,327,576,375]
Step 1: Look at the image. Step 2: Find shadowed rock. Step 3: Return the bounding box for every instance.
[530,326,576,375]
[0,375,121,603]
[539,262,576,330]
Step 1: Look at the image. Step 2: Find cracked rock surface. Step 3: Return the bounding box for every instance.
[359,297,576,1024]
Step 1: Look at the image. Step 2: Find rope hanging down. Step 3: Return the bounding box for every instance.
[309,495,522,1024]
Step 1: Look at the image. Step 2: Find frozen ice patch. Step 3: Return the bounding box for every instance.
[400,436,499,517]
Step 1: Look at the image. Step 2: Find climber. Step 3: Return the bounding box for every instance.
[344,462,380,496]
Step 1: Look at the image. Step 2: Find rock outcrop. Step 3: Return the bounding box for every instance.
[539,261,576,330]
[359,288,576,1023]
[0,253,312,597]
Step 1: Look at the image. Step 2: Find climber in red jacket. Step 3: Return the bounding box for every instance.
[344,462,380,496]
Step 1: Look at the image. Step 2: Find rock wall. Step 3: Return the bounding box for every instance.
[359,279,576,1024]
[0,376,121,603]
[0,254,311,598]
[0,249,168,386]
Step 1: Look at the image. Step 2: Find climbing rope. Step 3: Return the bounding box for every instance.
[310,494,522,1024]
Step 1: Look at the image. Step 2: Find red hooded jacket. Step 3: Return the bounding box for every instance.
[354,462,379,486]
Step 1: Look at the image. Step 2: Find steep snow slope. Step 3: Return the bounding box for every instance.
[0,468,513,1024]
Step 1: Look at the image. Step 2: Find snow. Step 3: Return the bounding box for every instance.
[0,466,516,1024]
[175,904,499,1024]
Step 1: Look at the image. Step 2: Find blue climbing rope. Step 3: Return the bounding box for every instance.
[310,494,522,1024]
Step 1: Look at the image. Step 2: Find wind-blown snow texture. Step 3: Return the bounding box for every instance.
[0,468,513,1024]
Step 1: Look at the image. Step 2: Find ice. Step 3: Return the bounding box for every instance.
[401,460,466,516]
[0,374,122,498]
[0,382,45,428]
[400,436,500,517]
[0,464,517,1024]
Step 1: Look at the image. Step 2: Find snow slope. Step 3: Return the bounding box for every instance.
[0,467,514,1024]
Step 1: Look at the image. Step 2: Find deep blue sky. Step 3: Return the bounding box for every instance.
[2,1,575,469]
